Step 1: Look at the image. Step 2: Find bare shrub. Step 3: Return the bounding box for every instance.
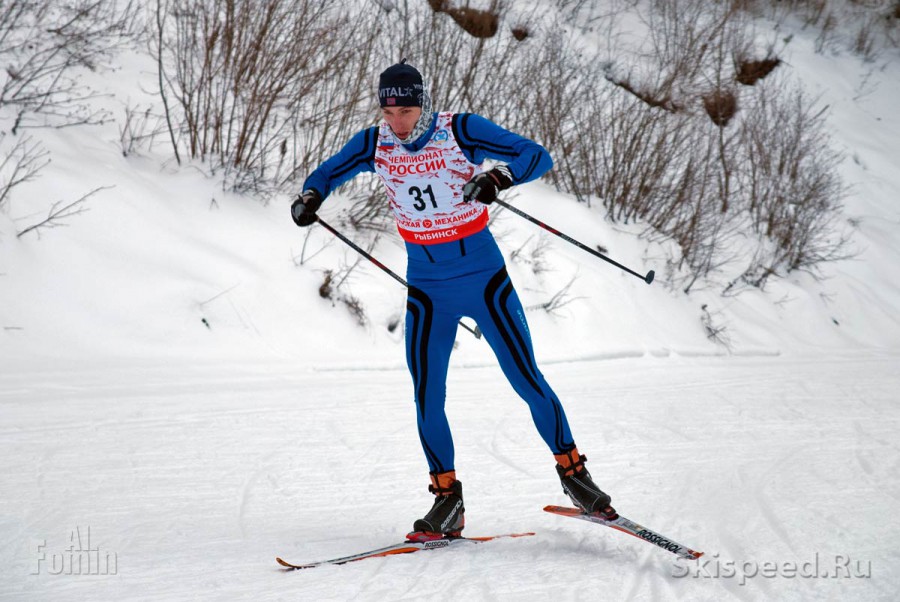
[566,79,743,294]
[749,0,899,56]
[853,16,880,60]
[146,0,852,297]
[509,234,553,275]
[0,134,51,210]
[0,1,135,217]
[814,12,840,53]
[525,274,585,315]
[382,1,528,126]
[119,104,168,157]
[604,73,682,113]
[16,186,110,238]
[552,0,849,292]
[346,179,394,233]
[291,227,331,267]
[317,261,368,326]
[700,303,732,349]
[341,295,367,326]
[737,79,850,282]
[154,0,373,198]
[637,0,745,110]
[588,91,694,223]
[518,27,606,185]
[365,0,849,293]
[0,0,139,132]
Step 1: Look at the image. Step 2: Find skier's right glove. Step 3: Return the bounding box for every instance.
[291,190,322,227]
[462,166,513,205]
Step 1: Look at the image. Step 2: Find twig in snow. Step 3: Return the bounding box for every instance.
[16,186,111,238]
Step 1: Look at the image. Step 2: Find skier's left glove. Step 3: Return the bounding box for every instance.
[291,190,322,227]
[462,166,513,205]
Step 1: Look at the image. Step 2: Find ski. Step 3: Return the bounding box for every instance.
[544,505,703,560]
[276,532,534,570]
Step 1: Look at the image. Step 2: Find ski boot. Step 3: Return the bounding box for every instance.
[555,448,617,519]
[407,470,465,542]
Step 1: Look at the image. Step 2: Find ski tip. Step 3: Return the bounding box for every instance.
[277,556,317,570]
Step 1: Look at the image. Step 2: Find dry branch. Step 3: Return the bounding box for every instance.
[16,186,111,238]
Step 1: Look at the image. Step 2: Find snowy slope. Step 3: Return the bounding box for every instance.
[1,6,900,602]
[2,33,900,364]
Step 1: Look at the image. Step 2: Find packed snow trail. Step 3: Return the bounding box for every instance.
[1,353,897,600]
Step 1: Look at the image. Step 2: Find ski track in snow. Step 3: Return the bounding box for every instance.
[1,353,898,601]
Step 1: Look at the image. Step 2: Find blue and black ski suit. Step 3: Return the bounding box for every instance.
[303,112,578,473]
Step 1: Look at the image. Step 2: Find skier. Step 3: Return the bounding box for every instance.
[292,60,615,539]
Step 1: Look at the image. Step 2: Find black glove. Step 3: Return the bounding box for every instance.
[291,190,323,227]
[462,167,513,204]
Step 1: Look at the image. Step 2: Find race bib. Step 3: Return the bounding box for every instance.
[374,113,486,244]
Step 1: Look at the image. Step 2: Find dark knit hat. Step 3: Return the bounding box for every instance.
[378,59,424,107]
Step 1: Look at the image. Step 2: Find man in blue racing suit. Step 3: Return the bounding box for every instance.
[292,60,615,540]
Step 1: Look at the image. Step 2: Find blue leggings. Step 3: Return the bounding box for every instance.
[405,230,576,473]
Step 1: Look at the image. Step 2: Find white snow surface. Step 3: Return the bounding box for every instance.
[2,355,898,600]
[2,14,900,602]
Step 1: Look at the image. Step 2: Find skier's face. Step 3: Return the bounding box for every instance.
[382,106,422,140]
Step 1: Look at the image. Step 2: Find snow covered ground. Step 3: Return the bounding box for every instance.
[2,3,900,601]
[2,354,898,600]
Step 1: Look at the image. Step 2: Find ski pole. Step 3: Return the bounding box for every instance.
[492,198,655,285]
[314,217,483,339]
